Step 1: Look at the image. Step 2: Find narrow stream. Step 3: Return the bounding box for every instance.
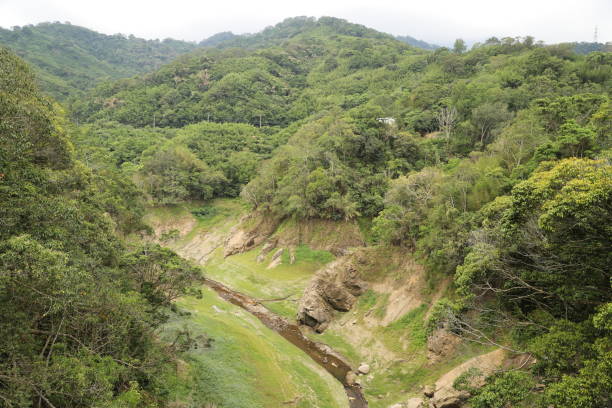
[203,277,368,408]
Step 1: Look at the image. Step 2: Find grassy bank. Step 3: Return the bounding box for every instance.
[163,288,347,408]
[148,199,347,407]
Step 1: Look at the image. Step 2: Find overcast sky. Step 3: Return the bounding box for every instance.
[0,0,610,46]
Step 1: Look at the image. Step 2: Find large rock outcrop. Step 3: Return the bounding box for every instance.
[297,256,367,332]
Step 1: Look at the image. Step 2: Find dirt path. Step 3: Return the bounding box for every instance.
[203,277,368,408]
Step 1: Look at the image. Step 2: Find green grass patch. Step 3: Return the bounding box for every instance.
[357,289,379,310]
[190,199,246,231]
[162,289,348,408]
[374,293,390,319]
[363,338,495,408]
[145,202,190,222]
[203,245,333,320]
[283,245,335,265]
[385,304,428,351]
[307,329,362,366]
[355,290,388,319]
[191,205,219,219]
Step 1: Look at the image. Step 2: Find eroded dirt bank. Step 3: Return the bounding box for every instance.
[202,277,368,408]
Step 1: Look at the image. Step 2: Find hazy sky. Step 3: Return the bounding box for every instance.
[0,0,610,46]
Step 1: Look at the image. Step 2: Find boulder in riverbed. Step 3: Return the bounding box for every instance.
[427,327,461,364]
[358,363,370,374]
[346,370,358,385]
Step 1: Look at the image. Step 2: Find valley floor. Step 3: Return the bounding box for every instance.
[147,200,348,408]
[145,199,496,408]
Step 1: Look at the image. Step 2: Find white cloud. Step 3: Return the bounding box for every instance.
[0,0,610,45]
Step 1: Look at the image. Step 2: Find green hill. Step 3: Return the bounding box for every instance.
[0,45,206,408]
[72,16,420,127]
[200,19,440,51]
[199,16,393,49]
[0,22,198,100]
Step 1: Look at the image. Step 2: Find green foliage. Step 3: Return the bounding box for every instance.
[453,367,483,392]
[74,120,282,205]
[372,168,444,245]
[453,39,467,54]
[593,302,612,331]
[468,371,535,408]
[426,298,464,334]
[0,22,197,100]
[452,159,611,319]
[529,320,594,378]
[73,121,176,169]
[386,304,428,349]
[172,121,281,196]
[139,144,225,204]
[242,112,392,220]
[121,244,203,306]
[470,102,513,146]
[68,18,612,227]
[444,158,611,405]
[542,336,611,408]
[3,17,612,407]
[0,48,202,407]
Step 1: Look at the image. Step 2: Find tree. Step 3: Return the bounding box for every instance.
[122,244,202,306]
[0,48,203,407]
[471,102,513,146]
[456,158,611,319]
[453,38,467,54]
[437,106,458,141]
[140,144,226,204]
[372,168,443,245]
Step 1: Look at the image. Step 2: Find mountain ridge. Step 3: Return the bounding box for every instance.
[0,21,198,99]
[199,17,440,50]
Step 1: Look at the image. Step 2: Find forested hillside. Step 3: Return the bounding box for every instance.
[0,22,197,100]
[198,18,440,51]
[0,47,205,407]
[1,14,611,408]
[72,16,417,128]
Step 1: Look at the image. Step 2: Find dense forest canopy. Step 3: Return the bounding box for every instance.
[1,14,611,408]
[0,46,203,407]
[70,17,418,128]
[0,22,198,100]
